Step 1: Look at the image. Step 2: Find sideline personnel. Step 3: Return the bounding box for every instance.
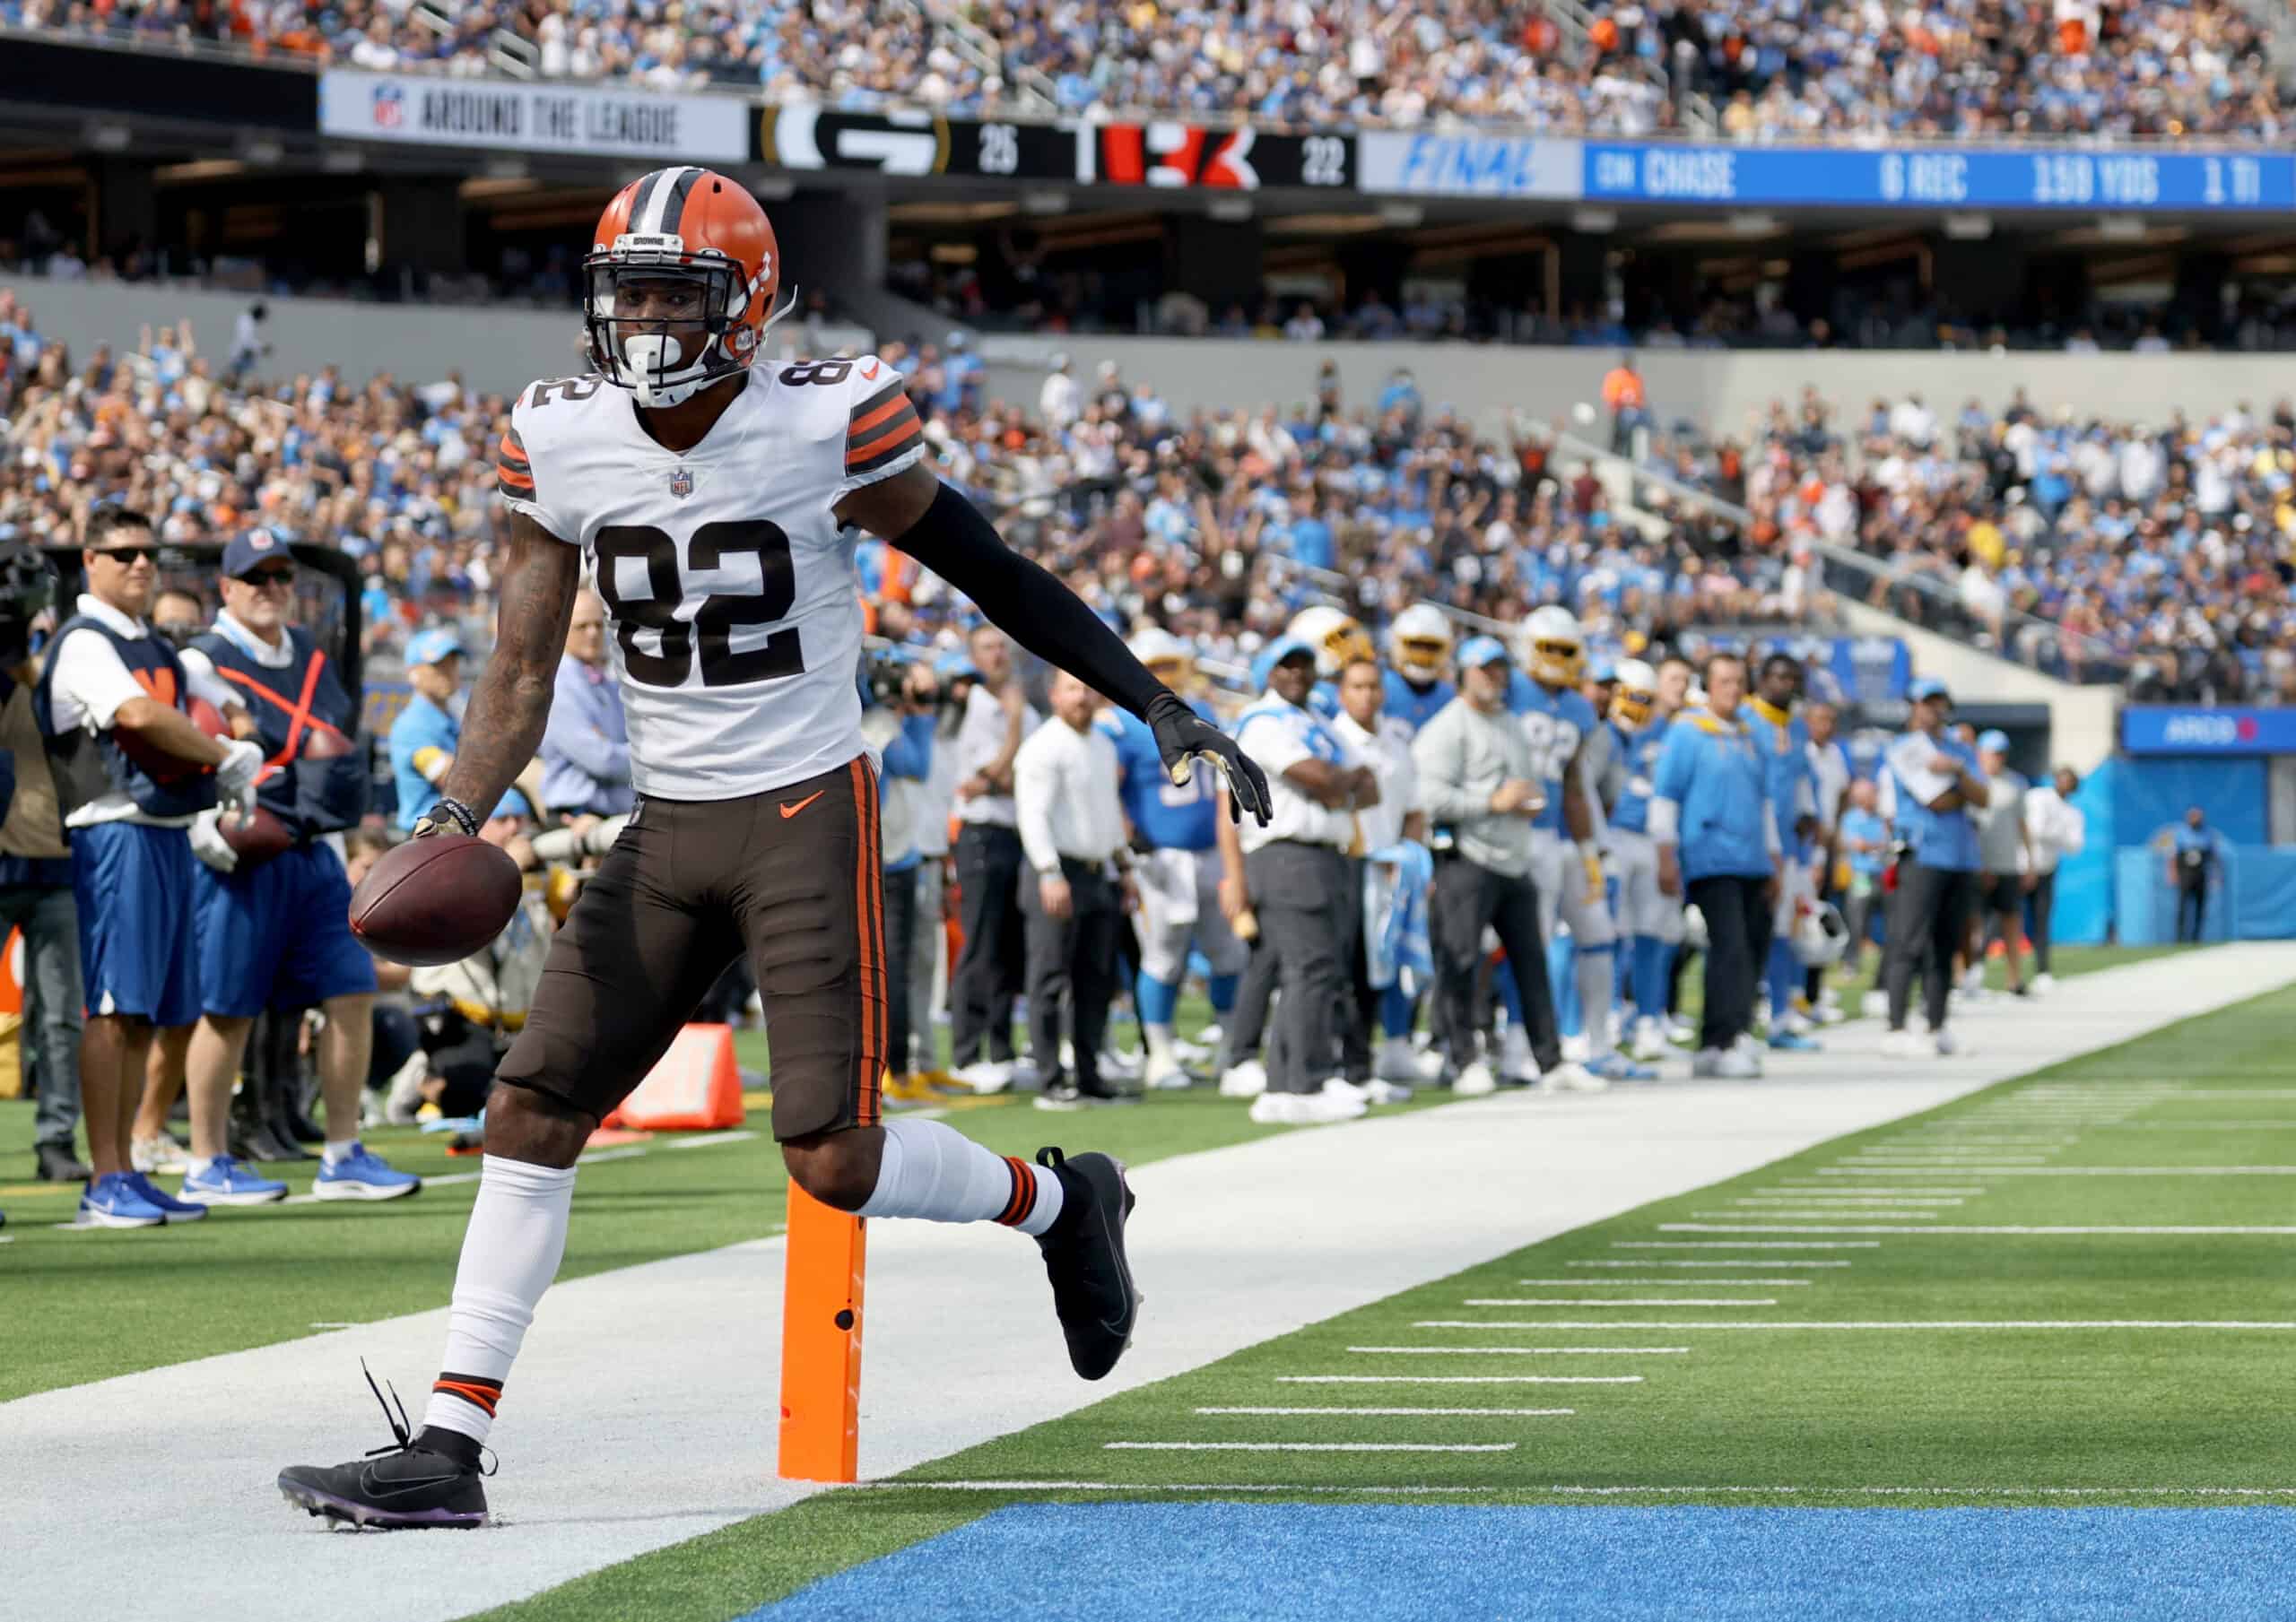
[1879,677,1987,1058]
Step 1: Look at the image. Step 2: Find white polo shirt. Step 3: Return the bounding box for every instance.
[1233,690,1358,855]
[44,593,234,829]
[1013,714,1126,875]
[1333,709,1419,854]
[952,681,1040,830]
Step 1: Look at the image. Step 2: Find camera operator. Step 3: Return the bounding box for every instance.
[0,542,91,1184]
[860,647,940,1097]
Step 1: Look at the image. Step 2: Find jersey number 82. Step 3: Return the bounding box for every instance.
[594,519,804,689]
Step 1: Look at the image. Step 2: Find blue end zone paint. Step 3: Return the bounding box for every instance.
[745,1505,2296,1622]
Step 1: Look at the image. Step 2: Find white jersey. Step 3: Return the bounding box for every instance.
[498,356,926,800]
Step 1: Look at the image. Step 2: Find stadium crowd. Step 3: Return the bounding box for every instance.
[4,0,2277,140]
[0,277,2149,1220]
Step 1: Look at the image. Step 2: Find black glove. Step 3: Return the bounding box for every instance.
[1145,692,1272,827]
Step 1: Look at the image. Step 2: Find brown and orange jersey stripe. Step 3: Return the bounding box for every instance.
[497,424,535,501]
[846,378,923,480]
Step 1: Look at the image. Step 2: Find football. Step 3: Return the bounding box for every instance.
[300,723,355,759]
[113,698,231,785]
[218,804,295,864]
[348,834,524,967]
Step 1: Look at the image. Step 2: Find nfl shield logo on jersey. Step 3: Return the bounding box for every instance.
[669,467,694,499]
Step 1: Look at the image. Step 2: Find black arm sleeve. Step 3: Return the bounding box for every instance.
[891,481,1167,720]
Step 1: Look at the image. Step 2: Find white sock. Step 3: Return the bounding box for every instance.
[420,1156,577,1448]
[322,1139,359,1167]
[1143,1023,1178,1070]
[1577,950,1615,1060]
[856,1115,1064,1237]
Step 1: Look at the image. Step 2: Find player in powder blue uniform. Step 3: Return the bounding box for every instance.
[1745,651,1821,1051]
[1599,659,1685,1063]
[1100,629,1247,1089]
[1381,603,1457,737]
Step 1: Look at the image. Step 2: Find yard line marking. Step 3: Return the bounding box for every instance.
[1661,1223,2296,1236]
[1694,1210,1939,1219]
[884,1481,2296,1497]
[1278,1375,1647,1384]
[665,1130,760,1149]
[1415,1321,2296,1331]
[1616,1247,1883,1257]
[1733,1197,1966,1205]
[1832,1166,2296,1176]
[1194,1407,1575,1418]
[891,1481,1503,1495]
[307,1321,363,1330]
[1348,1346,1692,1355]
[577,1147,648,1164]
[2097,1120,2296,1131]
[1513,1279,1813,1286]
[1457,1298,1779,1307]
[1569,1260,1852,1268]
[1105,1442,1518,1453]
[1771,1186,1988,1196]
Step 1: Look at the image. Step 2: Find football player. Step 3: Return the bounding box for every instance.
[1502,605,1630,1086]
[1287,605,1375,721]
[1381,603,1456,736]
[1747,652,1821,1054]
[1601,660,1684,1064]
[1100,628,1246,1090]
[278,169,1270,1530]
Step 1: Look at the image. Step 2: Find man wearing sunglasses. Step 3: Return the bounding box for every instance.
[173,530,417,1205]
[35,506,265,1229]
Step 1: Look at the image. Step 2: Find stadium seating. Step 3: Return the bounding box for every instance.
[10,0,2278,138]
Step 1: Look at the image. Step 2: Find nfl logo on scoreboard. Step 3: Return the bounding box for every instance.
[669,467,694,499]
[371,85,404,129]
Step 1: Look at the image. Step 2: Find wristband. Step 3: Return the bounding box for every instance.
[424,796,480,838]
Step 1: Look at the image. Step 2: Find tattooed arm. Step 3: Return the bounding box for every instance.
[422,510,579,833]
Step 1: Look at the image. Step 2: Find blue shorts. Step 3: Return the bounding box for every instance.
[73,819,200,1028]
[195,838,379,1019]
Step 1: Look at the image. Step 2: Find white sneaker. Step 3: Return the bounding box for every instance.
[1500,1026,1539,1082]
[131,1132,194,1175]
[1881,1028,1928,1060]
[1362,1078,1413,1106]
[1373,1037,1421,1084]
[1453,1060,1498,1097]
[1249,1089,1365,1126]
[1143,1060,1194,1091]
[1560,1031,1592,1063]
[1690,1047,1725,1079]
[1862,990,1890,1019]
[1098,1046,1144,1082]
[1713,1045,1760,1080]
[1005,1057,1044,1094]
[2032,974,2055,995]
[382,1049,429,1125]
[951,1059,1014,1094]
[1540,1062,1609,1095]
[1732,1033,1767,1078]
[1218,1058,1269,1098]
[1631,1017,1671,1064]
[1781,1008,1816,1037]
[1321,1076,1370,1106]
[1932,1026,1965,1057]
[1665,1016,1696,1045]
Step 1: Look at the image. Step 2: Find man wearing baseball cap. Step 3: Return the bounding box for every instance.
[389,627,465,832]
[1878,677,1989,1057]
[1970,729,2035,1001]
[175,530,415,1203]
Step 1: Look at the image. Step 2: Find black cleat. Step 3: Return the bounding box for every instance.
[35,1141,91,1183]
[1033,1147,1140,1381]
[278,1363,491,1531]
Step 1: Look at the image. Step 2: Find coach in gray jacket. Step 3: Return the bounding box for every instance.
[1412,636,1564,1095]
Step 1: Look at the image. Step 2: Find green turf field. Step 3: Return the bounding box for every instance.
[0,943,2165,1405]
[460,962,2296,1622]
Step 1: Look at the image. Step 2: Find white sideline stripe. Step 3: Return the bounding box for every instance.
[2098,1120,2296,1130]
[885,1481,2296,1497]
[665,1131,760,1149]
[1457,1298,1779,1307]
[1349,1346,1692,1355]
[1195,1407,1575,1418]
[1772,1186,1987,1195]
[307,1321,363,1331]
[1105,1441,1518,1453]
[577,1147,648,1165]
[0,1235,12,1244]
[1570,1260,1852,1268]
[1513,1279,1813,1286]
[2139,1089,2296,1099]
[1661,1223,2296,1236]
[1279,1375,1646,1384]
[1413,1321,2296,1331]
[1616,1247,1883,1257]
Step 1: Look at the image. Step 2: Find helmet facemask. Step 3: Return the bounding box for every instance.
[584,251,758,410]
[1396,635,1450,682]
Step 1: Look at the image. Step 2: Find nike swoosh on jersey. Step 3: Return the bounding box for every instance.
[860,360,881,380]
[780,790,826,819]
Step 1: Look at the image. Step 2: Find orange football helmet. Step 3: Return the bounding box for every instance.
[583,166,793,409]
